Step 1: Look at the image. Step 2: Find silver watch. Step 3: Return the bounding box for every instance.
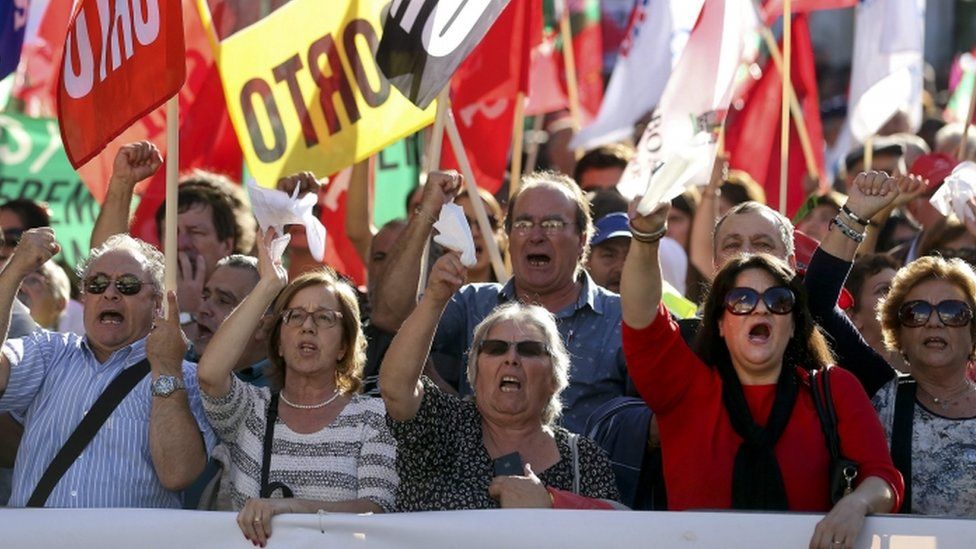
[151,375,186,397]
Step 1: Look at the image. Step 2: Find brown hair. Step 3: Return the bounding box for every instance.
[266,268,366,393]
[154,170,257,254]
[845,253,901,313]
[879,255,976,355]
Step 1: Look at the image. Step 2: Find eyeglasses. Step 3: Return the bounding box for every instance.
[897,300,973,327]
[723,286,796,315]
[281,308,343,329]
[83,273,151,296]
[478,339,550,358]
[511,219,573,236]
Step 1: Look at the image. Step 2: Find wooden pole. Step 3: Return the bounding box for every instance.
[444,108,509,283]
[778,2,792,216]
[959,84,976,160]
[524,115,545,173]
[417,88,451,301]
[558,0,582,137]
[509,92,527,201]
[864,136,874,171]
[759,27,819,180]
[164,97,179,314]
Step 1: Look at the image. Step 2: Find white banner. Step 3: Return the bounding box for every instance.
[0,508,974,548]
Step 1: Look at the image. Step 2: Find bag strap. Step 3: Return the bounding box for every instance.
[259,392,293,498]
[568,432,580,495]
[27,358,151,507]
[891,375,916,514]
[810,367,840,460]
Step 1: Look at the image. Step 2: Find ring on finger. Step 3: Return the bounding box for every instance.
[831,540,843,545]
[253,517,262,523]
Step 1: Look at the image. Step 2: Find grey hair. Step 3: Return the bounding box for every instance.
[216,253,258,274]
[466,303,570,426]
[76,234,164,296]
[713,201,795,258]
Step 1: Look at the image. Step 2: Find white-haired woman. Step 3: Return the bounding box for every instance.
[381,252,619,510]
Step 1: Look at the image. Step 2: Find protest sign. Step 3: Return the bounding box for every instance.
[373,135,421,228]
[199,0,435,189]
[0,112,99,269]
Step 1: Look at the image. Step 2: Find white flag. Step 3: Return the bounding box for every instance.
[847,0,925,141]
[616,0,757,202]
[570,0,704,150]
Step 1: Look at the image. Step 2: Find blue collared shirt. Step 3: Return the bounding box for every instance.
[0,330,216,508]
[431,273,628,434]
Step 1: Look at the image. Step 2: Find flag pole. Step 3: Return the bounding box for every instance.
[164,96,179,313]
[558,0,583,141]
[417,88,451,302]
[864,136,874,171]
[444,106,509,283]
[525,115,545,173]
[778,2,792,216]
[759,27,819,181]
[510,92,527,200]
[959,84,976,160]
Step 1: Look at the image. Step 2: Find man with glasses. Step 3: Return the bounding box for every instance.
[0,229,215,508]
[372,171,627,434]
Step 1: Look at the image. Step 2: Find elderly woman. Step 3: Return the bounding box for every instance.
[197,231,397,546]
[804,171,976,516]
[622,200,903,549]
[380,252,619,510]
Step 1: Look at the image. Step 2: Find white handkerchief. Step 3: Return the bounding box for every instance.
[247,179,327,262]
[636,140,708,215]
[433,203,478,267]
[930,161,976,223]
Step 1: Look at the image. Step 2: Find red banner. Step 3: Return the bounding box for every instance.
[57,0,186,168]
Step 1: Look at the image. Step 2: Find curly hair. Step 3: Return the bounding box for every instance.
[77,234,164,297]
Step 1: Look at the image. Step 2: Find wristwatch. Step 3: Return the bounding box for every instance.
[151,375,186,397]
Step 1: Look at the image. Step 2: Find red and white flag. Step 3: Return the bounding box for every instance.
[572,0,703,149]
[57,0,185,169]
[760,0,857,25]
[617,0,757,201]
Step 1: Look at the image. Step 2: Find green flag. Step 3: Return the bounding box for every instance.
[0,112,100,270]
[373,134,421,228]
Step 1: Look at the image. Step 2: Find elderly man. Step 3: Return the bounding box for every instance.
[372,171,627,434]
[0,229,214,508]
[17,260,71,331]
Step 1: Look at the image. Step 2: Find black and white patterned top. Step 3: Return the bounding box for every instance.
[873,378,976,517]
[203,376,398,512]
[388,377,620,511]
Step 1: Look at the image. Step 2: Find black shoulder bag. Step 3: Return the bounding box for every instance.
[890,375,916,514]
[259,392,294,498]
[27,358,151,507]
[810,366,860,504]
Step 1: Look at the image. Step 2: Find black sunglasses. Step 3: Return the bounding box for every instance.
[83,273,150,296]
[478,339,550,358]
[724,286,796,316]
[898,300,973,328]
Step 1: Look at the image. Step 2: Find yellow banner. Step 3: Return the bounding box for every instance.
[197,0,435,187]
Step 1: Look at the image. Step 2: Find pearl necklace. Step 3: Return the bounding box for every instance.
[280,389,340,410]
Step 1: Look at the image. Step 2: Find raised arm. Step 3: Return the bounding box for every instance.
[0,229,59,394]
[90,142,162,249]
[621,200,670,329]
[689,154,727,281]
[197,230,287,397]
[380,252,466,421]
[370,171,461,332]
[344,160,375,264]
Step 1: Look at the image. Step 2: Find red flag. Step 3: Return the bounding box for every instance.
[442,0,539,194]
[761,0,857,26]
[320,170,366,288]
[725,15,824,217]
[57,0,186,169]
[525,28,568,115]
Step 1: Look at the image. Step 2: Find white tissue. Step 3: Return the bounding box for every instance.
[930,161,976,224]
[636,143,708,215]
[432,203,478,267]
[247,179,327,262]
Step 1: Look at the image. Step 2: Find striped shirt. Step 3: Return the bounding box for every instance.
[202,377,398,511]
[0,331,216,508]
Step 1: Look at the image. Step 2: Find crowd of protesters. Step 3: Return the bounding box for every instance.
[1,58,976,549]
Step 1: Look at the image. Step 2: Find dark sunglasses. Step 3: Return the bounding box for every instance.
[724,286,796,315]
[83,273,150,296]
[478,339,550,358]
[897,299,973,328]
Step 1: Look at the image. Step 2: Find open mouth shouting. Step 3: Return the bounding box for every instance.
[526,253,551,268]
[747,322,772,344]
[98,310,125,325]
[499,375,522,393]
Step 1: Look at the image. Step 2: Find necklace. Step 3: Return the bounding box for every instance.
[919,380,976,411]
[280,389,340,410]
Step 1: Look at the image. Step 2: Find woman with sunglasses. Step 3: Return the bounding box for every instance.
[804,171,976,516]
[380,252,619,511]
[621,200,902,549]
[196,230,398,547]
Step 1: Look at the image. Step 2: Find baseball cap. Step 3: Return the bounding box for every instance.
[592,212,632,246]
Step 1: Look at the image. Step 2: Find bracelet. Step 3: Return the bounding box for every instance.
[629,220,668,243]
[830,215,865,243]
[840,205,871,227]
[413,206,437,225]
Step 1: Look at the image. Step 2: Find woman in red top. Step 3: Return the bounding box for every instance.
[621,201,903,549]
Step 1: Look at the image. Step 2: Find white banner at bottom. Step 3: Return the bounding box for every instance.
[0,508,973,548]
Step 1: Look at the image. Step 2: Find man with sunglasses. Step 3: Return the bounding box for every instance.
[0,229,215,508]
[373,171,628,435]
